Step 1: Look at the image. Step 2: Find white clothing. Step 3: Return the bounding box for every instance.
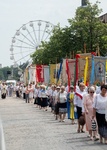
[34,88,38,98]
[28,87,34,99]
[74,89,86,108]
[96,86,101,94]
[105,101,107,121]
[93,94,107,114]
[47,87,52,96]
[53,90,57,97]
[38,89,42,98]
[41,90,48,98]
[22,87,26,93]
[59,91,67,103]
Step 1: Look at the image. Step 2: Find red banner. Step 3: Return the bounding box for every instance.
[36,65,44,83]
[66,59,70,92]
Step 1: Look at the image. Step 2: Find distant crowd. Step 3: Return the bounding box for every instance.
[0,81,107,144]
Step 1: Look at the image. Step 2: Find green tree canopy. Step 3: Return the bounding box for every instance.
[31,1,107,65]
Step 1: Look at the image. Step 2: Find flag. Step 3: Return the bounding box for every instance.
[66,59,70,92]
[84,57,88,85]
[94,56,106,84]
[90,55,95,85]
[49,64,57,84]
[44,65,49,84]
[57,59,63,83]
[36,65,44,83]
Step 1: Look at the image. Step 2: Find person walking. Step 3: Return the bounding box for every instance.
[1,83,6,99]
[58,86,67,122]
[74,83,86,133]
[93,84,107,144]
[25,86,29,103]
[83,86,98,140]
[41,85,48,111]
[67,85,76,124]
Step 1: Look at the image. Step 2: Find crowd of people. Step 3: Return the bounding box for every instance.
[0,81,107,144]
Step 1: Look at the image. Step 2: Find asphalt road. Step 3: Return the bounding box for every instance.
[0,97,107,150]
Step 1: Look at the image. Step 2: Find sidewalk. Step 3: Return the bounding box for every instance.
[0,97,106,150]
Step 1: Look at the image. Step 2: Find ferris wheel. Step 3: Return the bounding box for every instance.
[10,20,55,67]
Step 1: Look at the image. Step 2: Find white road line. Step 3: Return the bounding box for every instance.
[0,119,6,150]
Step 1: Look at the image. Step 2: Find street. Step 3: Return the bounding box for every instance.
[0,97,107,150]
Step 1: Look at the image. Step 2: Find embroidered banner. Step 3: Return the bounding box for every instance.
[67,59,76,84]
[24,68,29,85]
[36,65,44,83]
[49,64,57,84]
[28,65,36,84]
[94,56,106,84]
[44,65,50,84]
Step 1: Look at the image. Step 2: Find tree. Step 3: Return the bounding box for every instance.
[68,1,107,55]
[0,70,4,80]
[31,1,107,65]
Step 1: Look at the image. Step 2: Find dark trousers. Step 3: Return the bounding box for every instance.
[16,91,19,97]
[26,94,29,103]
[23,93,26,99]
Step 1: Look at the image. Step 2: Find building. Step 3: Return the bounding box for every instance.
[81,0,87,6]
[99,13,107,23]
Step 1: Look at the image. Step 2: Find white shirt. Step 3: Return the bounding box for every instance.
[47,87,52,96]
[93,94,107,114]
[41,90,48,98]
[74,89,86,108]
[96,86,101,94]
[34,88,38,98]
[38,89,42,98]
[59,91,67,103]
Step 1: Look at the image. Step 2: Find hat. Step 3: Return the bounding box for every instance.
[61,86,65,90]
[56,86,60,89]
[41,85,46,89]
[70,85,74,89]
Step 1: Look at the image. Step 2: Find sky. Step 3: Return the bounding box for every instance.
[0,0,106,67]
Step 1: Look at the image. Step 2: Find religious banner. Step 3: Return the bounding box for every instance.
[24,68,29,85]
[49,64,60,84]
[94,56,106,84]
[61,59,76,86]
[78,53,91,82]
[66,59,70,92]
[44,65,50,84]
[61,59,68,85]
[105,59,107,84]
[49,64,56,84]
[67,59,76,84]
[36,65,44,83]
[28,65,36,84]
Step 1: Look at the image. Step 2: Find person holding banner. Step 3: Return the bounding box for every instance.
[67,85,76,124]
[74,83,86,133]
